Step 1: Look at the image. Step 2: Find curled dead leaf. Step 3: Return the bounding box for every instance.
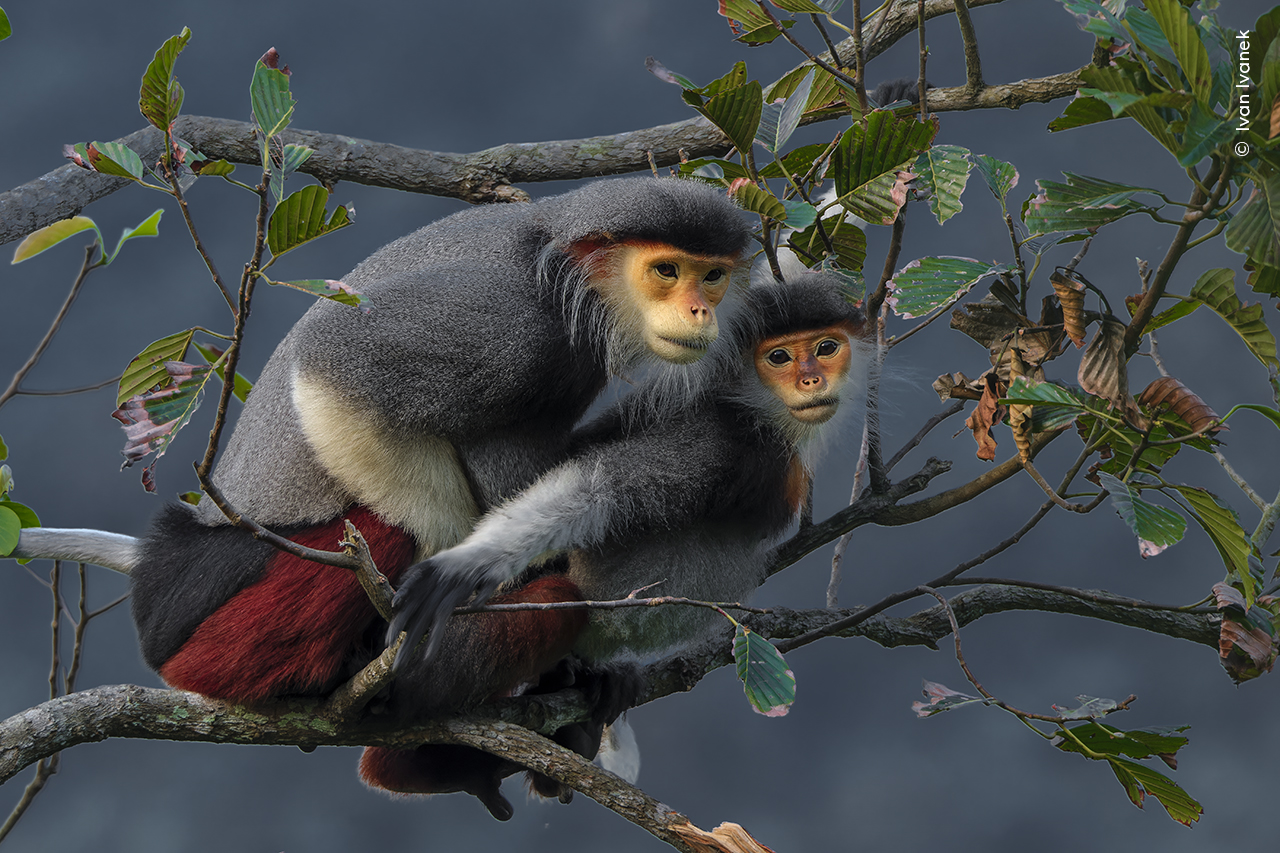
[1212,582,1279,684]
[1050,269,1087,348]
[1078,316,1144,427]
[933,371,982,402]
[672,821,777,853]
[1137,376,1225,435]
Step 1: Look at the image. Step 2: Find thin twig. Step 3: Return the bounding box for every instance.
[885,401,965,473]
[11,375,122,397]
[0,245,99,411]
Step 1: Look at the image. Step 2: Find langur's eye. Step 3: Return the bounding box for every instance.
[767,349,792,366]
[704,269,725,284]
[816,339,840,357]
[655,262,678,279]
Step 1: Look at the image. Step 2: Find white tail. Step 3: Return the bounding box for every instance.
[10,528,140,574]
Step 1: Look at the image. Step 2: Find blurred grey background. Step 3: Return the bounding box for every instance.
[1,1,1276,850]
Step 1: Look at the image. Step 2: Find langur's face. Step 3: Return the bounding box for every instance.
[593,242,737,364]
[753,323,859,424]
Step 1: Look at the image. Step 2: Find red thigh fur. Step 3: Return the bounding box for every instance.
[160,507,415,701]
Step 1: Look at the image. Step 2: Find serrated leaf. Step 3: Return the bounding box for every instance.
[729,181,787,220]
[139,28,191,130]
[105,208,163,265]
[1055,722,1190,760]
[914,145,972,224]
[1023,173,1161,234]
[1212,582,1278,683]
[1172,485,1257,602]
[756,70,813,155]
[11,217,101,264]
[193,342,253,402]
[973,154,1018,210]
[0,505,18,556]
[701,81,763,155]
[272,279,370,311]
[87,142,145,181]
[681,158,749,182]
[1177,101,1233,167]
[1002,377,1088,410]
[267,186,354,257]
[1225,173,1280,273]
[833,113,937,222]
[1108,757,1203,826]
[887,257,1008,319]
[250,58,294,141]
[733,623,795,717]
[118,330,195,406]
[1136,377,1222,435]
[1099,472,1186,556]
[1125,8,1178,66]
[112,362,214,493]
[692,162,727,180]
[1143,0,1212,108]
[1142,298,1198,334]
[720,0,772,32]
[1188,268,1279,371]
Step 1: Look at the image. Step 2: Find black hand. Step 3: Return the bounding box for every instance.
[387,558,501,671]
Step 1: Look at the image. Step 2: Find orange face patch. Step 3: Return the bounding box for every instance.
[754,322,858,424]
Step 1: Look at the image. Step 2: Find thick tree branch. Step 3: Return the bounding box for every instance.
[0,63,1081,246]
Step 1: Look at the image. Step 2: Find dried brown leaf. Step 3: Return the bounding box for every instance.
[1078,316,1144,425]
[1137,376,1225,435]
[933,372,982,402]
[965,373,1006,461]
[1007,349,1034,463]
[1213,583,1279,684]
[672,821,777,853]
[1051,269,1087,348]
[1271,91,1280,140]
[950,294,1025,349]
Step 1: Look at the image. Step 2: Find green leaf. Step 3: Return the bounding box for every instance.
[105,208,163,265]
[1177,101,1233,167]
[777,199,817,229]
[1055,722,1190,760]
[179,491,203,506]
[1142,298,1198,334]
[138,28,190,130]
[1225,172,1280,273]
[729,182,787,221]
[11,217,101,264]
[1098,472,1187,556]
[701,81,763,155]
[194,342,253,402]
[1124,8,1178,67]
[0,500,39,529]
[1143,0,1212,108]
[271,279,370,311]
[758,142,832,179]
[1048,94,1116,132]
[913,145,972,224]
[733,623,795,717]
[267,186,354,258]
[0,8,11,41]
[113,362,215,493]
[770,0,827,12]
[1057,0,1129,44]
[1078,65,1179,154]
[1107,758,1203,826]
[720,0,772,32]
[193,159,235,177]
[1023,173,1162,234]
[755,70,813,155]
[1187,268,1279,371]
[250,58,295,141]
[787,215,867,271]
[0,433,7,461]
[0,464,11,498]
[87,142,145,181]
[833,112,937,198]
[1225,403,1280,432]
[972,154,1018,211]
[1002,377,1089,410]
[118,330,196,406]
[281,144,314,175]
[1171,485,1258,602]
[0,505,18,556]
[887,257,1009,319]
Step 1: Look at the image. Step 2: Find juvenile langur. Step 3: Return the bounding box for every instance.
[8,177,749,703]
[365,273,867,816]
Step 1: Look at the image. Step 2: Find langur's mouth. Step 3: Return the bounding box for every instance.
[789,398,838,423]
[791,397,838,412]
[659,336,709,351]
